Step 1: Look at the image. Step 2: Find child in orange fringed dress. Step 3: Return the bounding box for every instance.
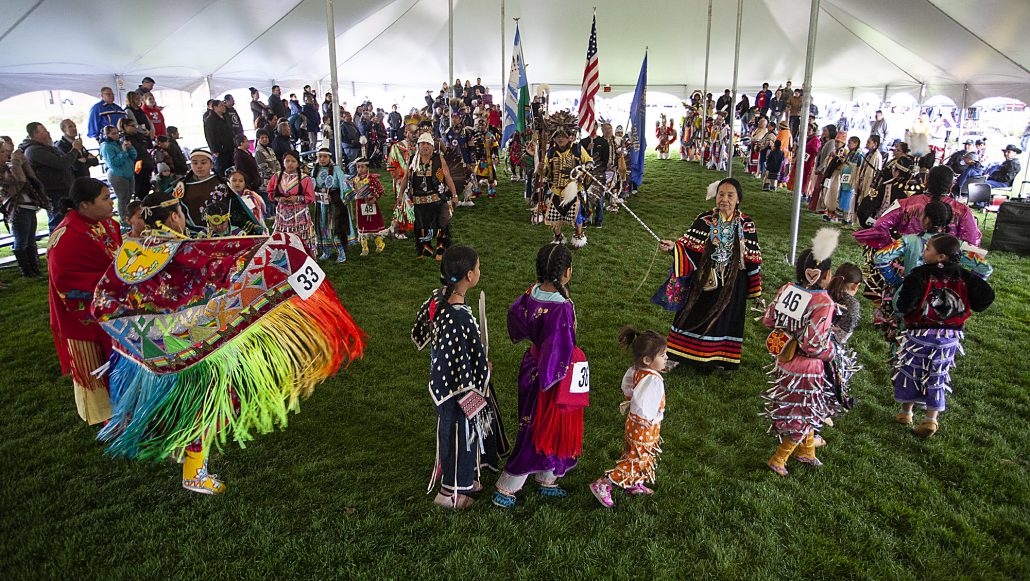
[590,326,668,507]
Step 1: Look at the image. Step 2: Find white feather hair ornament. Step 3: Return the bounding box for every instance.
[705,180,722,200]
[811,227,840,263]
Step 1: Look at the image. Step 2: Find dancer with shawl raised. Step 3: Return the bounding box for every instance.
[94,189,364,494]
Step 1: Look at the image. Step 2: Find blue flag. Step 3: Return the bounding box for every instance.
[628,51,647,188]
[502,24,529,149]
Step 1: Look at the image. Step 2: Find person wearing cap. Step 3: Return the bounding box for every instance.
[352,157,388,255]
[396,132,457,259]
[954,151,983,197]
[985,144,1022,188]
[311,147,353,263]
[386,121,418,237]
[175,149,263,235]
[151,161,175,195]
[135,76,155,96]
[946,140,975,175]
[543,125,593,247]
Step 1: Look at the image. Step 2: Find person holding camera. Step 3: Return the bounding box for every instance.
[19,122,79,231]
[99,124,137,221]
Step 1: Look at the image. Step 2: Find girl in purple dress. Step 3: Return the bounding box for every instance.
[893,234,994,438]
[493,243,587,508]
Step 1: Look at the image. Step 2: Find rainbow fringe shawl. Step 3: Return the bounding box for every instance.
[98,281,364,461]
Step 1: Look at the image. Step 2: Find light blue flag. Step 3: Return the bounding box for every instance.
[502,23,529,149]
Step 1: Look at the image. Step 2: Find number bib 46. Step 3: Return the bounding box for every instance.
[774,285,813,324]
[287,256,326,300]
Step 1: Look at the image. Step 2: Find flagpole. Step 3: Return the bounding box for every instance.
[700,0,712,167]
[501,0,506,96]
[788,0,821,265]
[728,0,742,178]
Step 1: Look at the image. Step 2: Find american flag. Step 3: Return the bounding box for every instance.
[578,14,599,135]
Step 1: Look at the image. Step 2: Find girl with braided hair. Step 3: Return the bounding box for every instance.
[494,243,587,508]
[854,165,982,251]
[871,201,993,361]
[761,229,840,476]
[892,234,994,438]
[412,246,508,509]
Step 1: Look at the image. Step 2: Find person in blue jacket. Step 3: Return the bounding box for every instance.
[86,87,126,144]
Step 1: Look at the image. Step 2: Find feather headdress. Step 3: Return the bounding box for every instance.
[811,227,840,263]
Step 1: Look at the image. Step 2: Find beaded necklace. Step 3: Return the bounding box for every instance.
[710,211,738,267]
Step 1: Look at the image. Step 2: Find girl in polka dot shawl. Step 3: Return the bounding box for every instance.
[590,327,669,508]
[412,245,509,510]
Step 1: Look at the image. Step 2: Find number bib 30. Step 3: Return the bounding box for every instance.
[555,346,589,408]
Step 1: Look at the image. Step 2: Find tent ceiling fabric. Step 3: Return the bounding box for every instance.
[0,0,1026,102]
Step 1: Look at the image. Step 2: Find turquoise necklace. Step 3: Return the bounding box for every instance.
[710,211,737,267]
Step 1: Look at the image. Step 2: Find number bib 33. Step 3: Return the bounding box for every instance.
[287,256,327,300]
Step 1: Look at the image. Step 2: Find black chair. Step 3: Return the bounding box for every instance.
[967,183,992,229]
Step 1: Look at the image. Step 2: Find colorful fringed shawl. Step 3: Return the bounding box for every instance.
[93,232,364,460]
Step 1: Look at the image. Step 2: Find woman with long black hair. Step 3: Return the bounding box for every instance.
[657,178,763,371]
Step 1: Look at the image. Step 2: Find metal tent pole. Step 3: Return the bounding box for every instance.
[448,0,454,88]
[727,0,742,178]
[326,0,343,166]
[957,83,968,144]
[788,0,820,265]
[700,0,712,167]
[501,0,506,96]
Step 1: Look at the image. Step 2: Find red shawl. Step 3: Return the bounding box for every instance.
[48,210,122,375]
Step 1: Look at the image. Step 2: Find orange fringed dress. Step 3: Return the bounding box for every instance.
[605,367,666,488]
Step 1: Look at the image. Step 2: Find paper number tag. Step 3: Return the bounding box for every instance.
[360,202,377,216]
[774,286,813,323]
[288,256,326,300]
[569,361,590,394]
[840,172,852,184]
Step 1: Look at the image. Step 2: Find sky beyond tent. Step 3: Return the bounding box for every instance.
[0,0,1027,103]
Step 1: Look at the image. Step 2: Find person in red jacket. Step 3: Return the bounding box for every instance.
[141,92,166,137]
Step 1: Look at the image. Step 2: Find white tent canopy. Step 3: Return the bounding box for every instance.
[1,0,1027,103]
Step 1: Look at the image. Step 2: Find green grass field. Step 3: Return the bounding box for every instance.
[2,155,1028,579]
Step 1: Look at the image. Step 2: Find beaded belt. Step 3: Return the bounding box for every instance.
[413,193,441,205]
